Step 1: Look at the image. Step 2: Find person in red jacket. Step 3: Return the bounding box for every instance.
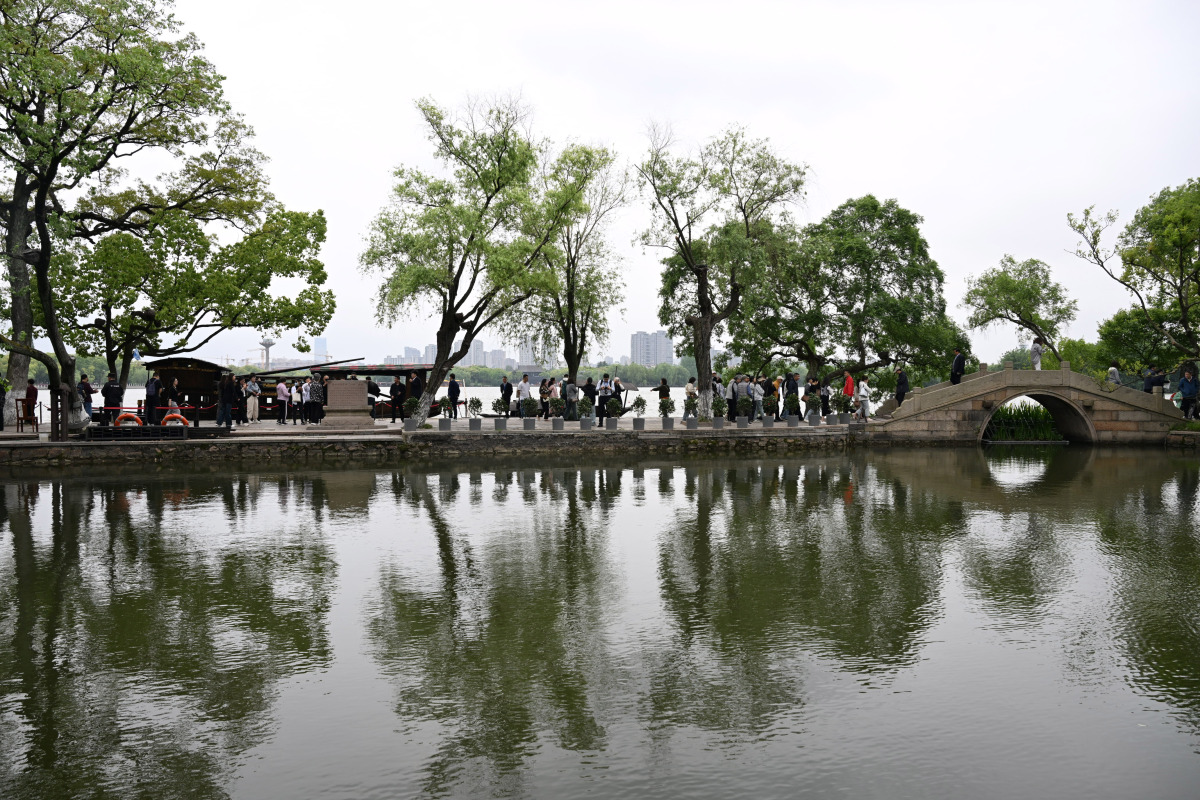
[842,370,855,400]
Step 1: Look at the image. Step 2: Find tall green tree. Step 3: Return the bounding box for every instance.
[52,209,332,389]
[360,97,606,423]
[729,195,967,390]
[501,150,627,382]
[638,126,807,418]
[0,0,324,435]
[1095,306,1186,373]
[962,255,1077,360]
[1069,179,1200,358]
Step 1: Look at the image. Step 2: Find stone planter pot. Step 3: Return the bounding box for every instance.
[438,418,452,431]
[762,418,775,428]
[838,413,852,424]
[403,419,417,431]
[605,418,618,430]
[580,418,594,430]
[494,418,507,431]
[523,418,537,431]
[552,419,564,431]
[787,417,800,427]
[663,417,675,430]
[468,418,482,431]
[632,418,645,431]
[809,417,821,427]
[825,415,837,425]
[686,419,699,430]
[737,417,749,429]
[712,418,725,430]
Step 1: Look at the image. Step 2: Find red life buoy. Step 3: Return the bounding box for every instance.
[115,413,143,426]
[160,413,188,426]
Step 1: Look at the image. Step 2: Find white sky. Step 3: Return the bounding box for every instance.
[169,0,1200,368]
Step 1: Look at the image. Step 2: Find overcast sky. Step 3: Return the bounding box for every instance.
[171,0,1200,369]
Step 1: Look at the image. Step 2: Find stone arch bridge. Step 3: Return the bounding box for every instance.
[869,362,1183,445]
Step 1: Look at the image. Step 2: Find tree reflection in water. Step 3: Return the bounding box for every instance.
[0,474,336,800]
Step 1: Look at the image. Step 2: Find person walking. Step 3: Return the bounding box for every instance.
[1106,361,1121,387]
[820,379,831,418]
[101,373,122,425]
[447,373,461,419]
[895,367,909,407]
[163,377,181,418]
[144,370,162,425]
[216,374,236,430]
[581,377,597,420]
[856,375,871,418]
[300,377,312,424]
[805,377,821,421]
[950,348,966,385]
[309,374,325,425]
[1179,369,1198,420]
[499,376,514,417]
[276,379,289,424]
[25,379,37,425]
[750,378,764,420]
[291,381,302,424]
[78,373,94,421]
[725,374,738,421]
[841,370,854,402]
[245,375,261,423]
[366,376,381,419]
[711,372,723,402]
[783,372,799,420]
[234,377,249,427]
[389,376,404,422]
[597,374,614,423]
[1030,338,1045,371]
[683,377,698,419]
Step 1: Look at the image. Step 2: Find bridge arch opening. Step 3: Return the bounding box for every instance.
[981,392,1095,444]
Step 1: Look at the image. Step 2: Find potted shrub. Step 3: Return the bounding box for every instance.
[549,397,566,430]
[833,392,853,424]
[762,395,778,428]
[711,396,727,429]
[736,395,753,427]
[402,397,420,431]
[579,396,594,430]
[659,397,676,430]
[605,398,622,430]
[630,395,647,430]
[467,397,483,430]
[521,398,539,429]
[784,394,801,427]
[684,396,699,429]
[491,397,509,430]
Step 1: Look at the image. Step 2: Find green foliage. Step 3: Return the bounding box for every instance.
[737,395,753,418]
[659,397,676,417]
[491,397,509,416]
[403,397,420,416]
[762,394,778,414]
[579,396,593,415]
[784,393,800,413]
[466,396,483,417]
[606,397,622,417]
[549,397,565,416]
[522,397,540,417]
[1096,306,1187,373]
[983,404,1064,442]
[684,396,699,416]
[832,393,852,414]
[630,395,647,417]
[963,255,1077,358]
[996,347,1034,370]
[730,195,968,389]
[711,395,728,417]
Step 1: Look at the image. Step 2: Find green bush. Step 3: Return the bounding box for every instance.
[491,397,509,416]
[403,397,420,418]
[521,397,539,418]
[659,397,676,417]
[549,397,565,416]
[467,397,483,417]
[712,395,728,417]
[737,395,753,418]
[684,396,699,416]
[579,396,593,416]
[631,395,647,417]
[784,394,800,414]
[983,404,1064,441]
[763,394,778,415]
[606,397,622,417]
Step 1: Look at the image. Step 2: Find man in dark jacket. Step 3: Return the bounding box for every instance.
[447,373,461,418]
[366,377,381,418]
[101,373,122,425]
[499,376,514,417]
[950,348,966,385]
[144,371,162,424]
[1178,369,1198,419]
[389,376,404,422]
[895,367,910,407]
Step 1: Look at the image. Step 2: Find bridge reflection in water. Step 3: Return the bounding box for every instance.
[1,449,1199,799]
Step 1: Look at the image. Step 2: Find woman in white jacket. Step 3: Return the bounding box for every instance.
[856,376,871,418]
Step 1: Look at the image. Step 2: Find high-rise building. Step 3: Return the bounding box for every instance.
[630,330,675,367]
[384,355,401,365]
[424,344,437,364]
[403,346,420,362]
[469,339,485,367]
[487,349,506,368]
[518,339,536,367]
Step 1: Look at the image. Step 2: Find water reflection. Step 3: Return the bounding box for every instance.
[0,474,337,800]
[2,450,1200,798]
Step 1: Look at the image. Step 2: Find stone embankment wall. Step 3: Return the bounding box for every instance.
[0,429,850,469]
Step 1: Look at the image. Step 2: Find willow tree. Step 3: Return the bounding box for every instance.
[502,150,627,382]
[962,255,1077,360]
[0,0,315,435]
[637,126,807,419]
[361,97,606,423]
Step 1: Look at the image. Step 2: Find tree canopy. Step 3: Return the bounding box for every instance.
[962,255,1077,360]
[360,97,608,423]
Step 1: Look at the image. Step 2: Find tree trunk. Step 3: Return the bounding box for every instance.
[4,188,34,426]
[415,322,463,425]
[692,319,715,419]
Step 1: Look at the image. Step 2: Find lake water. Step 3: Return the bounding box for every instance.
[2,447,1199,799]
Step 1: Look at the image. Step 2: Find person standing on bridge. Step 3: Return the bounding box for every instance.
[895,367,909,407]
[1030,338,1045,371]
[856,375,872,418]
[950,348,966,385]
[1179,369,1198,420]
